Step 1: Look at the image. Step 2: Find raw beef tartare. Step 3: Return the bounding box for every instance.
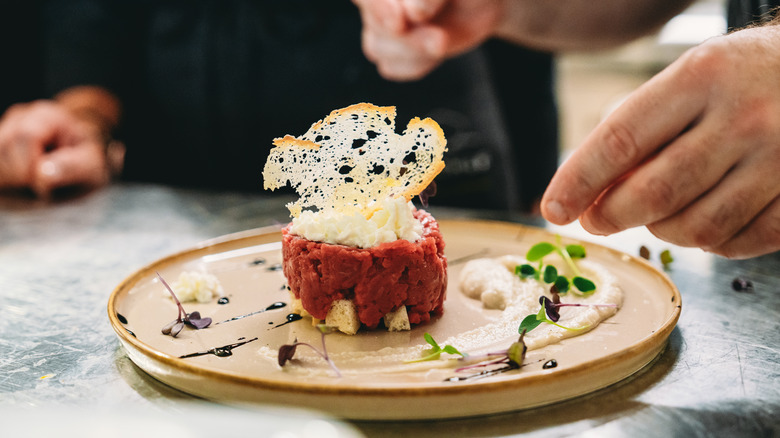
[282,209,447,329]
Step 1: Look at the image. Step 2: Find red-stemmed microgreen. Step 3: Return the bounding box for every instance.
[405,332,467,363]
[278,324,341,377]
[518,295,618,334]
[515,237,596,296]
[158,272,212,337]
[453,329,528,374]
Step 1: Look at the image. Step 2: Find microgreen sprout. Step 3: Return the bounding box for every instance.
[158,272,212,337]
[453,329,528,373]
[660,249,674,269]
[406,332,467,363]
[639,245,674,270]
[518,295,618,334]
[278,324,341,377]
[515,237,596,296]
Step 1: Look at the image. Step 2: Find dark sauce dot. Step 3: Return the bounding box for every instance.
[218,297,230,305]
[213,348,233,357]
[251,258,266,265]
[731,277,753,292]
[266,301,286,311]
[543,359,558,369]
[117,313,128,324]
[267,263,283,272]
[125,328,136,338]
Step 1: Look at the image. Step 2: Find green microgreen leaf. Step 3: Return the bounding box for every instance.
[573,276,596,294]
[407,333,466,363]
[526,242,556,262]
[554,276,570,294]
[443,345,466,356]
[542,265,558,283]
[518,313,543,334]
[423,332,440,350]
[515,264,537,279]
[565,244,586,259]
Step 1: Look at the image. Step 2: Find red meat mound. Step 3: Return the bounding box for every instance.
[281,209,447,329]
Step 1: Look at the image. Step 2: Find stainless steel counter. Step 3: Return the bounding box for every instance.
[1,183,778,437]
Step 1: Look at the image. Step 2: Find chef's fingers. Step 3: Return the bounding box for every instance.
[577,112,741,235]
[644,144,780,254]
[361,25,446,81]
[401,0,448,23]
[541,50,710,227]
[352,0,407,35]
[677,194,780,259]
[0,101,74,188]
[31,139,109,198]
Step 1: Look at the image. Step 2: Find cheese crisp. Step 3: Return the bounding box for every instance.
[263,103,447,218]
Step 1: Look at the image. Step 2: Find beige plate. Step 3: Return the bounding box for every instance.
[108,219,681,420]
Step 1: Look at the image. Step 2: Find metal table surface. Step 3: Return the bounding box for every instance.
[1,183,778,437]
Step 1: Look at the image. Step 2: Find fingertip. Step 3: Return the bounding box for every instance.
[579,207,623,236]
[401,0,446,23]
[31,159,59,198]
[540,198,574,225]
[420,27,446,57]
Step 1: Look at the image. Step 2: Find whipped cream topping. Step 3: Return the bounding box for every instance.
[289,197,423,248]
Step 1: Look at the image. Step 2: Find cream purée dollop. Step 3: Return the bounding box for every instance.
[289,197,423,248]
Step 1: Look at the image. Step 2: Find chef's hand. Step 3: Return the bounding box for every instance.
[541,25,780,259]
[352,0,504,81]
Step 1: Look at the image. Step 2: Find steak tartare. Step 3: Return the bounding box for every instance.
[282,209,447,329]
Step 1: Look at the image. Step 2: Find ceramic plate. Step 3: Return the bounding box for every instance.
[108,219,681,420]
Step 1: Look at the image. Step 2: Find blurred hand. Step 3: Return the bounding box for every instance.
[541,26,780,259]
[0,100,111,198]
[352,0,505,81]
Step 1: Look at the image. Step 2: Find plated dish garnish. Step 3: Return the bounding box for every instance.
[263,103,448,334]
[108,220,681,420]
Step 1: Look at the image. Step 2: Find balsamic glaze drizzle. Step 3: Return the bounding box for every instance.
[179,337,259,359]
[217,297,230,305]
[543,359,558,369]
[266,263,283,272]
[216,302,286,325]
[275,313,303,328]
[445,364,519,382]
